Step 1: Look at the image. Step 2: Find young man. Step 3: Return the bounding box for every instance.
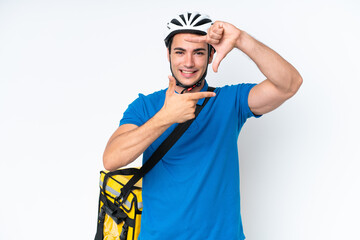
[103,12,302,240]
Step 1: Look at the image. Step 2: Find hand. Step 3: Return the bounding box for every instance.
[185,21,242,72]
[160,76,216,124]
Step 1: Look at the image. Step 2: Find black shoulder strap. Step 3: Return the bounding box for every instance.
[119,87,215,199]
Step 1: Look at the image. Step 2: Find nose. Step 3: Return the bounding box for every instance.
[184,53,195,68]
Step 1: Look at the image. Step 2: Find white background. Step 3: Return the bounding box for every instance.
[1,0,359,239]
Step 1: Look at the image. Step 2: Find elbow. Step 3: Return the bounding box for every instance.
[103,152,124,172]
[294,75,303,93]
[296,74,303,90]
[103,155,115,171]
[287,74,303,98]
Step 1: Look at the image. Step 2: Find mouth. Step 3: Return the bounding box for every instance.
[180,69,198,78]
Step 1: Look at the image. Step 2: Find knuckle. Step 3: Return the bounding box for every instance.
[186,102,193,109]
[210,32,219,38]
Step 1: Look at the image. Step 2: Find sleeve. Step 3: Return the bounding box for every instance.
[235,83,262,126]
[119,94,146,127]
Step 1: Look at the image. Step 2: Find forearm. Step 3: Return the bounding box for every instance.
[236,31,302,94]
[103,110,172,171]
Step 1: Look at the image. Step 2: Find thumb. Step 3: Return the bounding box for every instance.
[212,52,227,73]
[167,75,176,94]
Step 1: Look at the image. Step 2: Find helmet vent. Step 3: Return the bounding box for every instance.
[190,13,201,25]
[194,18,212,27]
[171,19,183,26]
[179,14,186,24]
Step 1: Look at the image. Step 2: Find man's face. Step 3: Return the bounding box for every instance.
[167,33,213,87]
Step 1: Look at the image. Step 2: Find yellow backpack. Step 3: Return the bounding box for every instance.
[95,169,142,240]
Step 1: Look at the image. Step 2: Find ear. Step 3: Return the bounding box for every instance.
[208,48,215,64]
[167,48,170,62]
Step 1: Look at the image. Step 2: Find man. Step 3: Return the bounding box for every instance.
[103,12,302,240]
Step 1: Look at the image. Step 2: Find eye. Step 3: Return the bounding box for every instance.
[195,51,205,55]
[175,51,184,55]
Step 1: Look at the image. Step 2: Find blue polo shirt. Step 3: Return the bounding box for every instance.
[120,81,260,240]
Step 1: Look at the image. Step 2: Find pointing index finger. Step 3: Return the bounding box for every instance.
[184,35,207,43]
[188,91,216,100]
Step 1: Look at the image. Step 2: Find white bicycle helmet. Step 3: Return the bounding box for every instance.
[164,12,213,47]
